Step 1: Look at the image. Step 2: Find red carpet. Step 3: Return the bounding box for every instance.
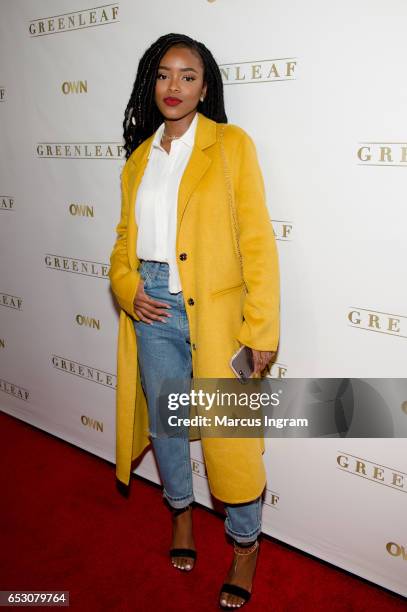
[0,410,405,611]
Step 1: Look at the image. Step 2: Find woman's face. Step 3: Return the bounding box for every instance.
[154,45,207,121]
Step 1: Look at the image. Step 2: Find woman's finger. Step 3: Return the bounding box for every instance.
[251,349,273,374]
[136,299,173,322]
[139,301,172,319]
[143,292,172,310]
[135,309,153,324]
[134,285,172,320]
[138,308,168,323]
[138,294,171,314]
[252,353,263,373]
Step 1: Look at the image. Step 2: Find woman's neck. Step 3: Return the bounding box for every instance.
[162,110,197,141]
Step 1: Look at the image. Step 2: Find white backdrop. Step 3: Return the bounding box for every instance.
[1,0,406,597]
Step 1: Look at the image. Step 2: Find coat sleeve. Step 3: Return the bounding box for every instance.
[232,130,280,352]
[109,162,141,320]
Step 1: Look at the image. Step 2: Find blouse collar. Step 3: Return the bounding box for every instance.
[148,111,198,158]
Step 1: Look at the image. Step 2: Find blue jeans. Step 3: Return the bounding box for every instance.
[133,260,262,544]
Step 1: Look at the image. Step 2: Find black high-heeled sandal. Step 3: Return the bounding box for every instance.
[169,504,197,571]
[219,539,259,609]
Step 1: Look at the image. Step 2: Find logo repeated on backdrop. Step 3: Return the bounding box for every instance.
[220,58,297,85]
[273,220,293,241]
[61,80,88,95]
[0,293,23,310]
[348,307,406,339]
[75,314,101,330]
[337,452,405,492]
[0,196,14,211]
[0,378,30,402]
[357,142,407,166]
[263,489,280,510]
[0,87,5,101]
[386,542,407,560]
[81,415,104,432]
[191,457,207,478]
[267,362,288,378]
[29,4,119,37]
[51,355,116,389]
[36,142,124,159]
[69,203,94,218]
[190,457,281,509]
[45,255,109,279]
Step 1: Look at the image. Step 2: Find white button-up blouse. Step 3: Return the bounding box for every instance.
[135,112,198,294]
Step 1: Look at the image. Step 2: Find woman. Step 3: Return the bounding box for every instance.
[109,33,280,609]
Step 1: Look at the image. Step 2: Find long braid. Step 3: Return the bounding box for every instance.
[123,33,228,160]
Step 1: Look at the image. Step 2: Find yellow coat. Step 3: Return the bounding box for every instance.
[109,112,280,503]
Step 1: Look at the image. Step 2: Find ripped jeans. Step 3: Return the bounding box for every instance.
[133,260,262,544]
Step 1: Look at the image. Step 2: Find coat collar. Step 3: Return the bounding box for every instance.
[194,111,218,150]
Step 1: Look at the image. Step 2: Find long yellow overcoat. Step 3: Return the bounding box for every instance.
[109,111,280,503]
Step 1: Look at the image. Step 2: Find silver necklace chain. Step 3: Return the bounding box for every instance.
[161,130,181,142]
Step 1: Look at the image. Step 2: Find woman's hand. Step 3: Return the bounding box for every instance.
[133,279,172,324]
[251,349,275,375]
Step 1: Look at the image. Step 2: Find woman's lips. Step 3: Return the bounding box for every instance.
[164,97,182,106]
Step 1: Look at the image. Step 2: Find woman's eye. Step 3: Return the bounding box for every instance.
[156,73,195,82]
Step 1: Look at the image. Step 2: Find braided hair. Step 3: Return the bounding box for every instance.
[123,33,228,160]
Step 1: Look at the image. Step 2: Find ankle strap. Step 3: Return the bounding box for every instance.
[172,504,192,517]
[233,540,259,555]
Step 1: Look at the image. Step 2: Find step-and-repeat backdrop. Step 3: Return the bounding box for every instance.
[1,0,406,597]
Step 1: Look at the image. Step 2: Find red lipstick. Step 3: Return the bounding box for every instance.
[164,97,182,106]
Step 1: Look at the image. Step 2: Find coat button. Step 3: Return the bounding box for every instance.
[192,343,197,350]
[179,252,187,261]
[187,298,195,306]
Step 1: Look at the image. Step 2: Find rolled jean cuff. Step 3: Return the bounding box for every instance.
[162,489,195,509]
[224,495,262,543]
[224,523,262,544]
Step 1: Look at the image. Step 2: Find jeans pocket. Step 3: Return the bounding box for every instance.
[139,263,153,289]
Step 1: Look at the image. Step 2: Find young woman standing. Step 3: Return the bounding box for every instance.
[109,33,280,609]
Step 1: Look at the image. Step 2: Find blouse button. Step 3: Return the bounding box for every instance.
[179,253,187,261]
[187,298,195,306]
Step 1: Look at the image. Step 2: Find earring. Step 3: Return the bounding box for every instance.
[200,95,204,102]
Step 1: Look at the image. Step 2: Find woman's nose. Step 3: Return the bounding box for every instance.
[168,77,181,92]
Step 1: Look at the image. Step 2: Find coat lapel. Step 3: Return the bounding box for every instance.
[177,112,217,232]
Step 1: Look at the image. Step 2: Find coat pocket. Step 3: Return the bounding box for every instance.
[211,281,245,298]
